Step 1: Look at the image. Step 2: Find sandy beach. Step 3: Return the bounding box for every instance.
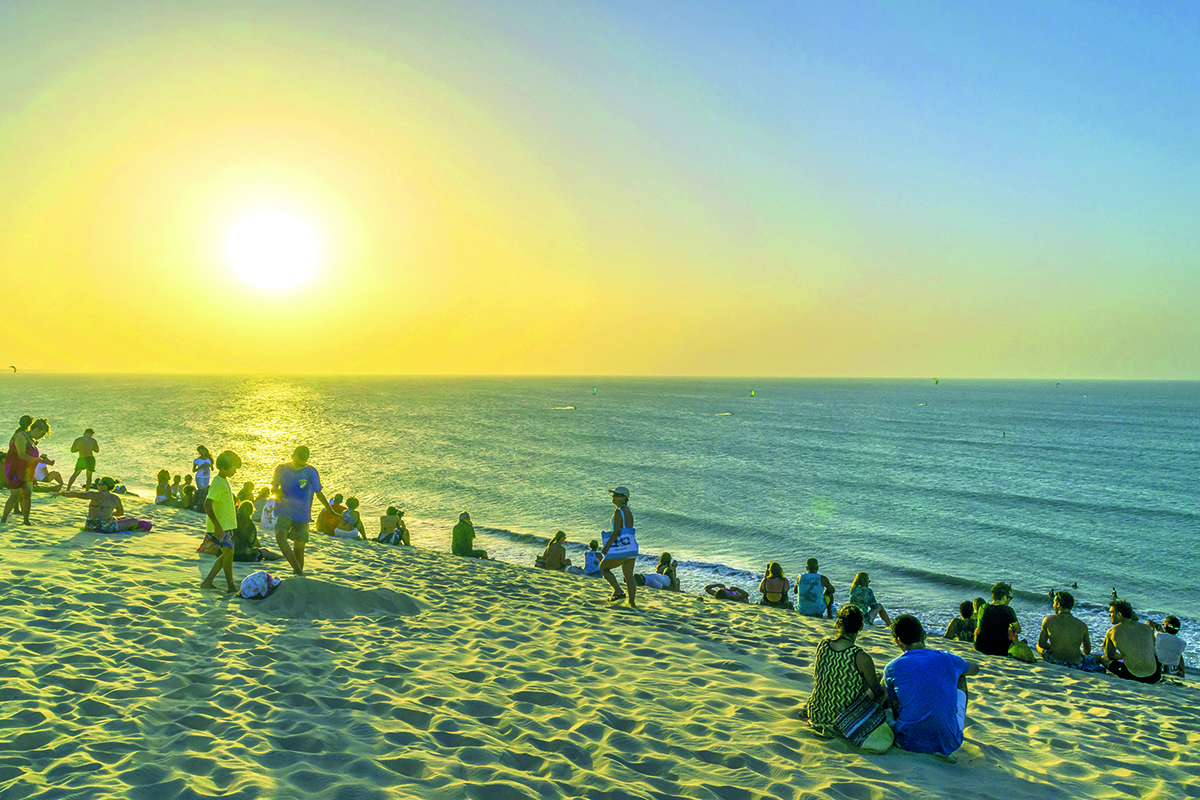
[2,492,1198,800]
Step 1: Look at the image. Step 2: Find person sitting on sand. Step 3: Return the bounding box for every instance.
[182,475,197,510]
[1100,600,1161,684]
[200,450,241,592]
[66,428,100,492]
[794,558,835,617]
[233,498,284,563]
[168,474,183,505]
[598,486,639,607]
[332,497,367,539]
[583,539,603,576]
[236,481,255,503]
[654,552,680,591]
[272,445,334,575]
[759,561,792,609]
[884,615,979,758]
[974,582,1020,657]
[63,476,151,533]
[1037,591,1105,672]
[33,456,65,490]
[379,507,410,545]
[252,487,270,517]
[849,572,892,626]
[805,605,891,751]
[944,601,977,644]
[705,583,750,603]
[1150,616,1186,681]
[318,493,347,536]
[155,470,172,504]
[542,530,573,571]
[452,511,487,559]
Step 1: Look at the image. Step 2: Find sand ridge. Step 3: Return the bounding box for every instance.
[1,493,1199,800]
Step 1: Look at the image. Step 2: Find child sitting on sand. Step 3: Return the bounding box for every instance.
[944,601,977,643]
[233,500,284,563]
[332,497,367,539]
[155,470,171,504]
[168,475,183,505]
[849,573,892,626]
[583,540,603,576]
[181,475,195,510]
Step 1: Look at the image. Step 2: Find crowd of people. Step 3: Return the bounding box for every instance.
[3,415,1189,758]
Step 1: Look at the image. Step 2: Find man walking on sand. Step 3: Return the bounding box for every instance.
[66,428,100,492]
[272,446,333,576]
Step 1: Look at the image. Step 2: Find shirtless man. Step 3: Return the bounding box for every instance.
[66,428,100,492]
[63,476,143,532]
[1037,591,1105,672]
[1101,600,1161,684]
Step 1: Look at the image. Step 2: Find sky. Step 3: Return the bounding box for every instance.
[1,0,1197,378]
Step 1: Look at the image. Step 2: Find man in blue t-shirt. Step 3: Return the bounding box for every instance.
[272,445,333,576]
[883,615,980,757]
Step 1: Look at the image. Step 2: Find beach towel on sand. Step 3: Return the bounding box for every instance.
[240,571,282,599]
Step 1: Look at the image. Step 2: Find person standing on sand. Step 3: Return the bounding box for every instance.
[66,428,100,492]
[201,450,241,592]
[884,615,979,758]
[599,487,638,608]
[1100,600,1161,684]
[272,446,333,576]
[451,512,488,558]
[3,417,53,526]
[1037,591,1105,672]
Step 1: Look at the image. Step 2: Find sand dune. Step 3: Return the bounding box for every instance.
[1,492,1198,799]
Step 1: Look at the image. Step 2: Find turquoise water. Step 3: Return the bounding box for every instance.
[5,376,1197,665]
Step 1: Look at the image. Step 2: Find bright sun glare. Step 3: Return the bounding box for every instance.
[225,209,320,289]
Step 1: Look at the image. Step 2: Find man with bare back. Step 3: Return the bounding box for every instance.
[66,428,100,492]
[1037,591,1105,672]
[1101,600,1161,684]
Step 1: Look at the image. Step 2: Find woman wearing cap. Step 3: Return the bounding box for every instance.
[600,486,638,608]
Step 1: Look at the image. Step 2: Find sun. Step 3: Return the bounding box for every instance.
[224,209,321,289]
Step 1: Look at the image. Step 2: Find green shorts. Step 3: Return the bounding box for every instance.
[274,517,309,544]
[75,456,96,472]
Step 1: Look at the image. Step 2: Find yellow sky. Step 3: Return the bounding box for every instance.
[2,3,1196,378]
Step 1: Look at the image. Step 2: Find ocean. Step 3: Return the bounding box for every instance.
[6,375,1197,666]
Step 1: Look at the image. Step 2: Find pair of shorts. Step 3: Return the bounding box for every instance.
[75,456,96,472]
[275,517,310,544]
[233,549,264,563]
[1044,654,1107,673]
[84,517,119,533]
[1108,660,1161,684]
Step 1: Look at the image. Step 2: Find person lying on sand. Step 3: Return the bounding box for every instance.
[379,507,409,545]
[62,476,150,533]
[705,583,749,602]
[944,601,977,644]
[452,512,488,559]
[1101,600,1161,684]
[1037,591,1105,672]
[884,615,979,759]
[332,497,367,540]
[201,451,242,593]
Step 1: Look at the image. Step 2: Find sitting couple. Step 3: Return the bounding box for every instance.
[806,606,979,758]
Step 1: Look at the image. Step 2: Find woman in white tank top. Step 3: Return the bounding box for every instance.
[600,486,638,608]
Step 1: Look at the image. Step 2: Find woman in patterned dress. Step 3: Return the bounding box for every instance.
[805,605,885,736]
